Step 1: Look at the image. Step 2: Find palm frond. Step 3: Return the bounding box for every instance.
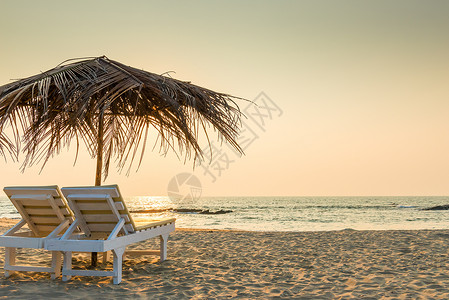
[0,56,244,179]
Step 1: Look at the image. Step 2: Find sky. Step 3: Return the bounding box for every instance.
[0,0,449,197]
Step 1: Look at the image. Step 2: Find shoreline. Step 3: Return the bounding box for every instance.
[1,218,449,298]
[1,217,448,233]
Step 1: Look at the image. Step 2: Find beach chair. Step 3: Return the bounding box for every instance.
[0,186,74,279]
[46,185,176,284]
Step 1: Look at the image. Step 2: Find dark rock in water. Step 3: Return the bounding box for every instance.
[173,208,203,213]
[130,208,171,213]
[199,209,233,215]
[422,205,449,211]
[171,208,233,214]
[130,208,233,214]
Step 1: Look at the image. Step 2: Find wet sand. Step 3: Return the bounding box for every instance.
[1,218,449,299]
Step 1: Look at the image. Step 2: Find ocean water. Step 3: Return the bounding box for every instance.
[1,196,449,232]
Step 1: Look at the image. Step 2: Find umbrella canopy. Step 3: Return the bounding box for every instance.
[0,56,243,185]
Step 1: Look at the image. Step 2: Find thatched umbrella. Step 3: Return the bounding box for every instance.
[0,56,243,185]
[0,56,244,266]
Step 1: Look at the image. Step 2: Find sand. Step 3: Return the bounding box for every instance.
[0,218,449,299]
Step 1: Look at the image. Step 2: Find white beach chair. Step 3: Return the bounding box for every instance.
[0,186,74,279]
[46,185,176,284]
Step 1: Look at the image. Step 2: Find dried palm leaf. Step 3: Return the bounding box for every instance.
[0,56,244,184]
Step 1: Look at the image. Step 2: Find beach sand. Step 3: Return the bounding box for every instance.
[0,218,449,299]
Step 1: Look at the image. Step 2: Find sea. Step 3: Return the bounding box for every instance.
[1,196,449,232]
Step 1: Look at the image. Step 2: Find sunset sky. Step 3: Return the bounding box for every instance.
[0,0,448,196]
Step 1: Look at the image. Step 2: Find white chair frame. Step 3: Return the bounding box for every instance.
[0,186,74,279]
[46,185,175,284]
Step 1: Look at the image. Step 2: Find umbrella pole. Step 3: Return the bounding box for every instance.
[92,111,104,267]
[95,112,104,187]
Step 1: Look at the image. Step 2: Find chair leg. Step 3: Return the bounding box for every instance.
[160,234,168,262]
[51,251,63,280]
[4,247,16,278]
[112,247,125,284]
[102,251,109,264]
[62,251,72,281]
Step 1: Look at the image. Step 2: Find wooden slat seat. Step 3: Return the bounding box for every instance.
[134,218,177,231]
[46,184,176,284]
[0,186,74,279]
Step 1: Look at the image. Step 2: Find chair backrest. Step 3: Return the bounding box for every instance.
[4,186,74,237]
[61,185,137,237]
